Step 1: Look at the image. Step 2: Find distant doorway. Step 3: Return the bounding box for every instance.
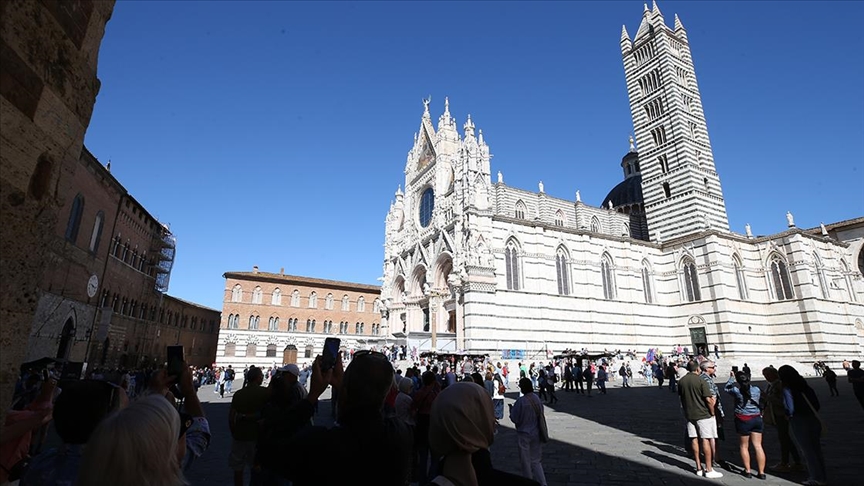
[689,327,708,357]
[447,310,456,333]
[56,318,75,359]
[282,345,298,365]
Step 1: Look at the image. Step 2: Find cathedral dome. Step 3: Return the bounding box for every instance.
[602,173,643,209]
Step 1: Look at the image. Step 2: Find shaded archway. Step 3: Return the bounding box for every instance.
[56,317,76,359]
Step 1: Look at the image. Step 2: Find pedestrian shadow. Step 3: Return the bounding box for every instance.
[641,449,697,475]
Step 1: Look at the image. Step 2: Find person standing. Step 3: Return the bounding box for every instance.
[619,363,629,388]
[228,367,269,486]
[724,371,766,479]
[778,365,827,486]
[596,365,608,395]
[761,367,803,473]
[509,378,548,486]
[714,344,720,360]
[822,366,839,397]
[678,361,723,478]
[699,361,726,470]
[848,360,864,410]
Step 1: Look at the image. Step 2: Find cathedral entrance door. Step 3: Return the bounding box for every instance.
[689,327,708,358]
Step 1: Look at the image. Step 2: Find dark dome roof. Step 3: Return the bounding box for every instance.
[602,174,643,209]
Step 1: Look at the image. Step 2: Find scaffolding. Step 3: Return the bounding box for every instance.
[153,223,176,293]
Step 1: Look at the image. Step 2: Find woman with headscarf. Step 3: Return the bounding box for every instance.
[777,365,827,486]
[428,382,538,486]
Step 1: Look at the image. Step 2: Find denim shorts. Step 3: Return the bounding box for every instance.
[735,415,764,435]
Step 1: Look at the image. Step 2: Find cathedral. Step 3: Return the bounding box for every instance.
[379,3,864,363]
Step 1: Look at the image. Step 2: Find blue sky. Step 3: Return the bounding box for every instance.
[84,1,864,310]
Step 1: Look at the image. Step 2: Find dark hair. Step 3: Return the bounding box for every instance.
[777,365,806,392]
[686,360,700,373]
[340,352,394,421]
[54,380,121,444]
[735,371,751,403]
[422,371,436,387]
[518,377,533,394]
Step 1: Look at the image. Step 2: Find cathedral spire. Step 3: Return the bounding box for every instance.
[438,96,454,131]
[463,114,475,140]
[674,13,684,31]
[652,0,662,16]
[621,24,630,42]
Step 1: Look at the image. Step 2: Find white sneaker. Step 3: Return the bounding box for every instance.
[704,470,723,479]
[695,470,705,477]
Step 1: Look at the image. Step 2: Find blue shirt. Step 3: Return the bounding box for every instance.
[20,444,83,486]
[724,377,762,416]
[181,417,211,471]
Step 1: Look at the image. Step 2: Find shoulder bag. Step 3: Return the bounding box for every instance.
[527,397,549,443]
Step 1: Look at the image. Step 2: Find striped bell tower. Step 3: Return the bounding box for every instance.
[621,2,729,242]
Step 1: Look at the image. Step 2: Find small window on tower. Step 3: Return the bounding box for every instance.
[663,182,671,198]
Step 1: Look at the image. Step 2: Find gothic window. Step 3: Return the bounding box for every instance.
[341,295,350,311]
[252,286,263,304]
[306,319,312,332]
[325,293,334,310]
[689,122,699,141]
[246,343,256,358]
[268,317,279,331]
[224,342,236,357]
[291,290,300,307]
[65,193,85,243]
[339,321,346,334]
[650,126,667,147]
[555,248,570,296]
[663,182,671,198]
[733,255,749,300]
[590,217,601,233]
[514,200,526,219]
[418,187,435,228]
[89,211,104,253]
[311,319,316,332]
[504,239,521,291]
[289,318,297,332]
[641,261,654,304]
[682,259,702,302]
[658,155,669,174]
[813,253,828,299]
[232,285,243,303]
[841,259,856,302]
[355,322,360,334]
[309,292,317,308]
[248,315,260,330]
[357,296,366,312]
[360,322,365,334]
[554,210,565,227]
[769,254,794,301]
[601,254,616,300]
[373,299,381,313]
[272,288,282,305]
[266,344,277,357]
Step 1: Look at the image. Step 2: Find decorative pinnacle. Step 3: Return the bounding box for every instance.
[629,135,636,152]
[621,25,630,42]
[674,13,684,30]
[395,185,403,197]
[444,96,450,115]
[643,3,649,13]
[478,129,485,145]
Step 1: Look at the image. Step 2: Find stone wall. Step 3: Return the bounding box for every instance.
[0,0,115,425]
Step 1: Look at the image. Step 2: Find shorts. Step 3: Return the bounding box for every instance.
[229,439,257,471]
[735,415,764,435]
[686,417,718,439]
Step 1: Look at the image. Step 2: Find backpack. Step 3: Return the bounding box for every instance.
[495,375,506,395]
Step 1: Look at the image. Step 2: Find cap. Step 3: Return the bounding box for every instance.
[278,364,300,377]
[179,412,194,438]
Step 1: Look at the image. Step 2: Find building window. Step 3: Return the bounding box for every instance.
[248,315,260,330]
[841,259,856,302]
[662,182,671,198]
[309,292,317,308]
[246,343,257,358]
[658,154,669,174]
[252,286,263,304]
[341,295,350,311]
[733,255,748,300]
[306,319,312,332]
[504,240,521,291]
[228,314,239,329]
[288,318,297,332]
[554,210,564,227]
[682,259,702,302]
[514,200,526,219]
[360,322,365,334]
[641,263,654,303]
[769,254,794,301]
[89,211,104,253]
[272,288,282,305]
[373,299,381,313]
[291,290,300,307]
[325,293,334,310]
[268,317,279,331]
[814,253,828,299]
[555,248,570,296]
[65,193,85,243]
[266,344,277,357]
[418,187,435,228]
[590,217,600,233]
[232,285,243,302]
[224,342,236,357]
[357,296,366,312]
[305,345,314,359]
[601,254,616,300]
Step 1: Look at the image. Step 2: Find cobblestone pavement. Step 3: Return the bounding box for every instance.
[186,375,864,486]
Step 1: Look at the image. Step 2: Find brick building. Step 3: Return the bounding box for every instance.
[216,268,383,368]
[1,0,115,421]
[25,148,220,369]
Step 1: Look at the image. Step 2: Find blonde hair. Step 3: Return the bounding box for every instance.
[78,394,187,486]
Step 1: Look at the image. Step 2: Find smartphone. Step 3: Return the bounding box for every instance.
[731,365,739,373]
[167,345,185,378]
[321,337,341,372]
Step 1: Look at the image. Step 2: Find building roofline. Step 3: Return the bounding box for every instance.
[223,271,381,292]
[164,294,221,313]
[802,216,864,234]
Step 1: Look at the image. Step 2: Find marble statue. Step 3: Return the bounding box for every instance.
[745,223,752,238]
[786,211,795,227]
[497,171,503,183]
[608,200,614,210]
[576,190,581,202]
[538,181,544,193]
[820,222,828,236]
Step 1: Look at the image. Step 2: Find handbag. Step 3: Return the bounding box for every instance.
[528,397,549,443]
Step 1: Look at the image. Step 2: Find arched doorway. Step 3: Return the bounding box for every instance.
[282,345,298,364]
[56,317,76,359]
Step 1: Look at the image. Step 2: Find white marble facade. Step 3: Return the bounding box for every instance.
[380,4,864,363]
